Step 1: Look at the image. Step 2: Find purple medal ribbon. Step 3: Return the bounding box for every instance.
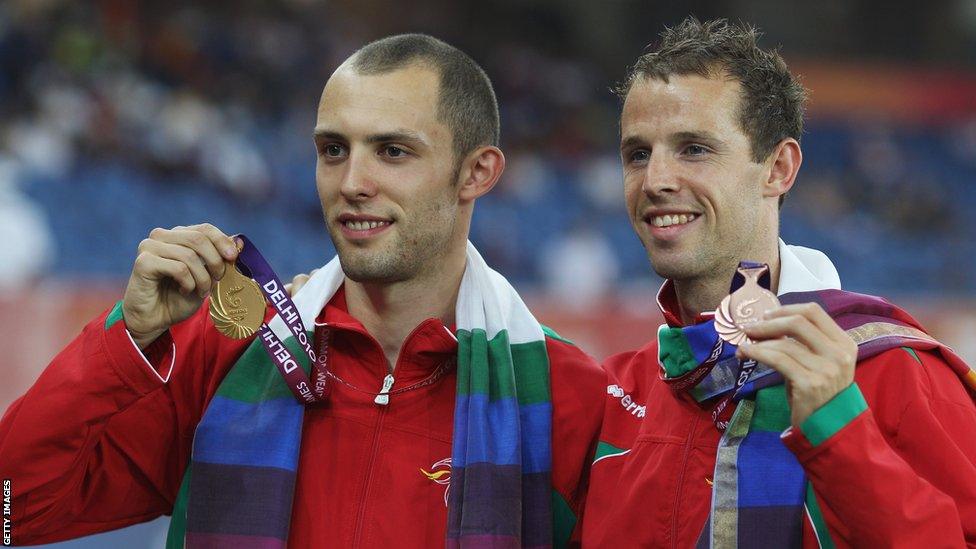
[235,234,326,404]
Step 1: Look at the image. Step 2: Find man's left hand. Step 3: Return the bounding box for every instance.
[737,303,858,428]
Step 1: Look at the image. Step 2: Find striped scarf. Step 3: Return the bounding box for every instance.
[165,242,559,548]
[657,289,976,548]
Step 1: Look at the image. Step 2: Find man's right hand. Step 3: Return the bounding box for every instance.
[122,224,240,349]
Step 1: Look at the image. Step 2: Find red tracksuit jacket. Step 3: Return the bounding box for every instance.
[0,287,605,547]
[581,303,976,547]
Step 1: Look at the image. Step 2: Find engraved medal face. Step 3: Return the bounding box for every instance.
[714,264,780,345]
[209,262,266,339]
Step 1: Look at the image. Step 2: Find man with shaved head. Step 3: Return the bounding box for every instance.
[0,34,604,548]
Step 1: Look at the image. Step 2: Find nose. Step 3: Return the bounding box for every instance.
[641,154,680,197]
[338,149,379,202]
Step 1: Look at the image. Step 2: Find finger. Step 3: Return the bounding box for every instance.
[133,252,197,295]
[185,223,239,261]
[744,313,834,356]
[737,340,812,382]
[763,303,857,365]
[139,239,214,297]
[765,303,848,342]
[149,227,227,282]
[742,337,821,370]
[288,273,311,296]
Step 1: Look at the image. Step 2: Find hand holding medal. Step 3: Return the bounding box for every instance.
[122,223,242,350]
[722,262,858,428]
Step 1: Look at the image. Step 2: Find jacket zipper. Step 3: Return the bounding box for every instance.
[347,319,451,546]
[671,412,701,548]
[351,381,390,547]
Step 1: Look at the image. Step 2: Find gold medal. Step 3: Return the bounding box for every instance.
[714,263,780,345]
[209,262,266,339]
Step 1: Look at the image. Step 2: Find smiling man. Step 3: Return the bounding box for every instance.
[581,18,976,548]
[0,35,604,548]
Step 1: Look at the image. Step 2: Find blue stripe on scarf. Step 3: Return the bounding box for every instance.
[452,395,551,471]
[737,431,806,507]
[520,402,553,473]
[193,396,303,470]
[684,320,736,363]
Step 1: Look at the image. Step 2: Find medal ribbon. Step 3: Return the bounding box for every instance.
[235,235,327,404]
[711,260,771,430]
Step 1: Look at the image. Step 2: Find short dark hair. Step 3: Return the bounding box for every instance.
[350,34,500,161]
[617,17,807,164]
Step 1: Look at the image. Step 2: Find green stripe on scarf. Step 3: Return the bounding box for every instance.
[455,329,551,404]
[749,384,791,432]
[167,464,192,549]
[657,324,699,376]
[214,333,311,403]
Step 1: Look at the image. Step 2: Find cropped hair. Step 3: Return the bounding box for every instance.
[351,34,500,161]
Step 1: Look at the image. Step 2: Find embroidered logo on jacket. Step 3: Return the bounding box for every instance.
[607,384,646,418]
[420,457,452,507]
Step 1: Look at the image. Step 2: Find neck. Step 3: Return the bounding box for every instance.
[344,249,466,371]
[674,240,782,325]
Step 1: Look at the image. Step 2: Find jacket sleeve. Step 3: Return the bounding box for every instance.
[0,300,229,545]
[782,348,976,548]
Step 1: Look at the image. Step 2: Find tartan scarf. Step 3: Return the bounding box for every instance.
[657,289,976,549]
[165,242,559,548]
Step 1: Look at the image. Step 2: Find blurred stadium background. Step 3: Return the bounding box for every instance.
[2,0,976,546]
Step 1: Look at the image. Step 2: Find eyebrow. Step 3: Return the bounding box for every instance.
[672,130,722,144]
[619,135,645,151]
[619,130,723,150]
[313,128,430,148]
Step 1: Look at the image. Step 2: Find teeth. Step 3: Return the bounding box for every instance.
[651,214,697,228]
[344,220,390,231]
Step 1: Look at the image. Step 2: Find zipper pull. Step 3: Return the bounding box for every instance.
[374,374,395,406]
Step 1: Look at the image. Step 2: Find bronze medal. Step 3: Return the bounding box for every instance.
[714,264,780,345]
[209,262,266,339]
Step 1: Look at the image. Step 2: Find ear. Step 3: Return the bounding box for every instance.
[457,146,505,202]
[763,138,802,199]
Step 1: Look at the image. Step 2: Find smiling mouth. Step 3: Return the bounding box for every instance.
[342,220,391,231]
[647,213,699,228]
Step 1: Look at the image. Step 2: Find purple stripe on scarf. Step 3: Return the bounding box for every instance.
[780,289,893,317]
[736,505,804,548]
[444,534,524,548]
[857,335,937,361]
[185,533,286,549]
[447,464,550,543]
[187,462,295,540]
[831,312,911,332]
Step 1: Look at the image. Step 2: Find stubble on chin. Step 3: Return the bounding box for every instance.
[336,242,412,284]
